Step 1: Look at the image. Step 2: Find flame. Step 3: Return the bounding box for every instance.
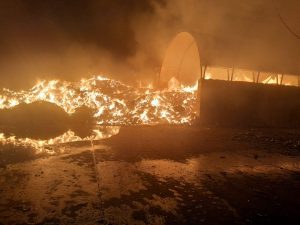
[0,75,198,125]
[168,77,181,91]
[167,76,198,93]
[262,76,278,84]
[0,127,120,154]
[151,97,160,107]
[204,72,212,80]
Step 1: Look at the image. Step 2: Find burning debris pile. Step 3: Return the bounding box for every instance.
[0,76,197,125]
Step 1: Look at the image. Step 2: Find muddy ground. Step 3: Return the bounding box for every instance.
[0,126,300,225]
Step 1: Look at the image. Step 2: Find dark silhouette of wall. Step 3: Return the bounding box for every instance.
[200,79,300,128]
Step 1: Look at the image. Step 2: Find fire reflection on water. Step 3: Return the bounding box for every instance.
[97,151,300,216]
[0,126,120,155]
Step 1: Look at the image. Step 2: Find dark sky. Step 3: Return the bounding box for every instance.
[0,0,299,89]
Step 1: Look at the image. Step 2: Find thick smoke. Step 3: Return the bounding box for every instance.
[0,0,299,89]
[0,0,166,88]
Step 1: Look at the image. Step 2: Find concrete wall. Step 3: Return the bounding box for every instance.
[200,80,300,128]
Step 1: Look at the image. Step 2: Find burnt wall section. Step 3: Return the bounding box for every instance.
[200,80,300,128]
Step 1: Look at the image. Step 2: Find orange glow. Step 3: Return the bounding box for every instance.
[0,75,198,125]
[0,127,120,154]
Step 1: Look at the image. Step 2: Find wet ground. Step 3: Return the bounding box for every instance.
[0,126,300,225]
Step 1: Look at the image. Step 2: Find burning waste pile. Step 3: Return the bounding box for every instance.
[0,76,198,125]
[0,76,197,155]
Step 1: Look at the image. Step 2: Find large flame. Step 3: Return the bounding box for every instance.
[0,76,198,125]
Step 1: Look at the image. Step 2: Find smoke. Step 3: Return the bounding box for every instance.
[0,0,166,88]
[0,0,299,89]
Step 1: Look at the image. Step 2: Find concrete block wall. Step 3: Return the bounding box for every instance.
[200,79,300,128]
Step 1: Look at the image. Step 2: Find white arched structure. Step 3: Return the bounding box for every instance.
[159,32,201,88]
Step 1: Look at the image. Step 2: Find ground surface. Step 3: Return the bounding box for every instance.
[0,126,300,225]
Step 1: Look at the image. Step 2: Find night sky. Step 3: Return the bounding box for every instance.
[0,0,299,89]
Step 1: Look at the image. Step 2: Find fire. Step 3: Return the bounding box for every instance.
[204,72,212,80]
[0,75,198,125]
[0,127,120,154]
[262,76,277,84]
[151,97,160,107]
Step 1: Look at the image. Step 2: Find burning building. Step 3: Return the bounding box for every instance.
[159,32,300,128]
[1,2,300,225]
[1,31,300,131]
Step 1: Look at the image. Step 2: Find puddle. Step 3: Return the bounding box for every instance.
[0,126,120,167]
